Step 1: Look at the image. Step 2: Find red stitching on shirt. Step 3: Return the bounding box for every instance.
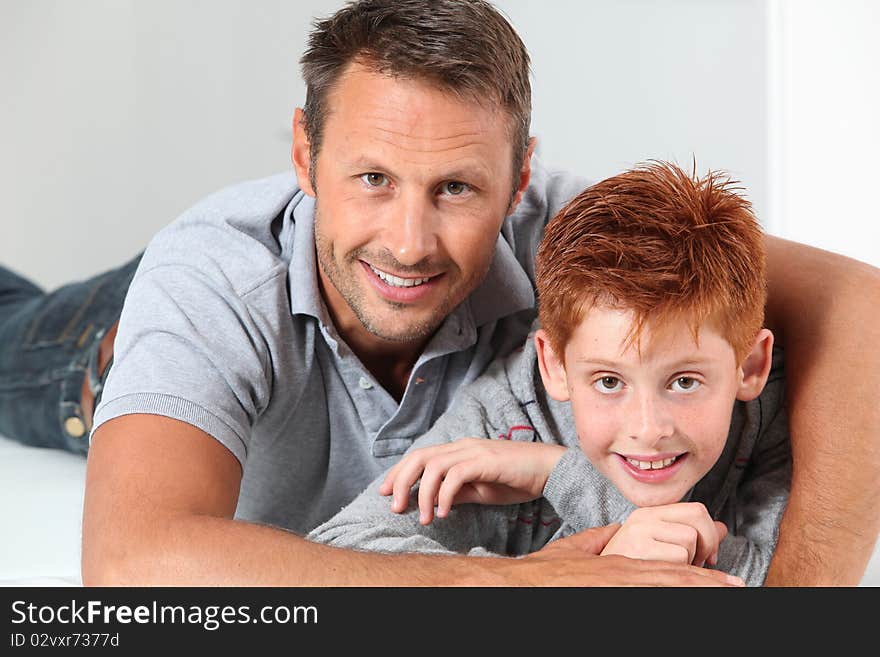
[513,514,560,527]
[499,425,536,440]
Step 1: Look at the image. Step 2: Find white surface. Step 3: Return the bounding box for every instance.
[0,434,85,586]
[0,431,877,586]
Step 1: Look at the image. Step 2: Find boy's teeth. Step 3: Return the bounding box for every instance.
[626,456,678,470]
[370,265,431,288]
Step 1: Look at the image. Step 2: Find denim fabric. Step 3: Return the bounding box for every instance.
[0,254,142,455]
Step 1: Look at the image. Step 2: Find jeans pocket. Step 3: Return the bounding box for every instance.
[22,277,106,350]
[22,253,143,350]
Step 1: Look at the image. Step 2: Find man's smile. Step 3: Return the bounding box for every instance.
[359,260,445,304]
[366,262,439,288]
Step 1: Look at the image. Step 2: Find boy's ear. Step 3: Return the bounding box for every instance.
[291,107,316,197]
[736,328,774,401]
[535,329,570,402]
[506,137,537,215]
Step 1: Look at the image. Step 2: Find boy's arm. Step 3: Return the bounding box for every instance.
[763,236,880,585]
[306,476,513,557]
[308,390,548,556]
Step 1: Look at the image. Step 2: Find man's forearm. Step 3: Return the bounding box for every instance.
[84,513,508,586]
[763,236,880,585]
[83,512,746,587]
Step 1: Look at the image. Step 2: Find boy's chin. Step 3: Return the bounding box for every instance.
[614,480,690,508]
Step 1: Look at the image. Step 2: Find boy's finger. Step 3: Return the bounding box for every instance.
[656,503,719,566]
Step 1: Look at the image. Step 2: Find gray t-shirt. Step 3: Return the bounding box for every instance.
[92,158,587,534]
[308,331,791,586]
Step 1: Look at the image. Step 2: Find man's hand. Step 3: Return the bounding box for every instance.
[600,502,728,566]
[516,524,744,587]
[378,438,566,524]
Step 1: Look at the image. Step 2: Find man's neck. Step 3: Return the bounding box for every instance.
[317,264,432,402]
[342,327,426,403]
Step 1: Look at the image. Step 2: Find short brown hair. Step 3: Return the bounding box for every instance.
[299,0,531,188]
[535,161,766,362]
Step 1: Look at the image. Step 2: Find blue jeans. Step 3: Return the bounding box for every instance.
[0,254,142,455]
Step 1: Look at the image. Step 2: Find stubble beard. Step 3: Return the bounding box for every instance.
[313,211,472,345]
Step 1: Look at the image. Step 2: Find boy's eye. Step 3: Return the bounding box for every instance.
[442,181,469,196]
[670,377,701,393]
[361,173,389,187]
[594,376,623,394]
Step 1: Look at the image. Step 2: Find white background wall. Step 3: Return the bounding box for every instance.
[768,0,880,268]
[1,0,777,289]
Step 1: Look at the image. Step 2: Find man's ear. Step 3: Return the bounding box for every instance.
[291,107,316,197]
[535,328,570,402]
[507,137,537,215]
[736,328,774,401]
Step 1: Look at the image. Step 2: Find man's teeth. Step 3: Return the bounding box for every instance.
[370,265,431,288]
[626,456,679,470]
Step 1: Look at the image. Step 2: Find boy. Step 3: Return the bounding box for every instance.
[307,161,790,585]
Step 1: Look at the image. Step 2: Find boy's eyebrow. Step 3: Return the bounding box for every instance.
[573,356,716,369]
[573,357,622,368]
[663,357,716,370]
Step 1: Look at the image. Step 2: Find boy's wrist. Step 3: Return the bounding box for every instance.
[542,447,592,514]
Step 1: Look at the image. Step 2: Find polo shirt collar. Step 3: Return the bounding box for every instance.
[287,193,332,326]
[467,231,535,327]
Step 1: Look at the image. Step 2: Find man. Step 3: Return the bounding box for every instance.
[2,0,878,585]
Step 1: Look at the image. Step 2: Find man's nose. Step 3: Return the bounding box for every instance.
[384,193,438,266]
[625,392,674,446]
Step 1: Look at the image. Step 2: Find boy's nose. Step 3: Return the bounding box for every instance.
[384,195,439,266]
[626,393,674,446]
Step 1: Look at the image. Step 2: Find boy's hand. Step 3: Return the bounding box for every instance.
[378,438,566,525]
[600,502,729,567]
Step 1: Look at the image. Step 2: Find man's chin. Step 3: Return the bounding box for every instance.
[359,312,444,345]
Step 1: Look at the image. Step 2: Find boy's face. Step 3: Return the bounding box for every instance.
[536,307,772,508]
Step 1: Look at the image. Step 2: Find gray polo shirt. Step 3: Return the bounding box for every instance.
[92,158,587,534]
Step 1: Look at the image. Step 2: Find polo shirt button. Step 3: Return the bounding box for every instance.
[64,416,87,438]
[358,376,373,390]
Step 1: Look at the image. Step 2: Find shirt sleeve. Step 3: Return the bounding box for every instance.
[91,231,281,467]
[715,361,792,586]
[306,393,518,556]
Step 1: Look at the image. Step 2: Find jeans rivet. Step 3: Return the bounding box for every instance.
[63,416,86,438]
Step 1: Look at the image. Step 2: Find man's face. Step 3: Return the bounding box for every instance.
[294,64,526,345]
[549,308,745,507]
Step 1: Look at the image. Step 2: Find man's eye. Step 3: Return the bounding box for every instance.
[670,377,701,393]
[361,173,389,187]
[442,181,469,196]
[593,376,623,394]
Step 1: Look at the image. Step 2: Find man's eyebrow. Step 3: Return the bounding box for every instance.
[443,166,491,186]
[346,158,491,186]
[347,157,394,173]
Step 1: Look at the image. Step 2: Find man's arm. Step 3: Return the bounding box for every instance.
[81,414,738,586]
[762,235,880,585]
